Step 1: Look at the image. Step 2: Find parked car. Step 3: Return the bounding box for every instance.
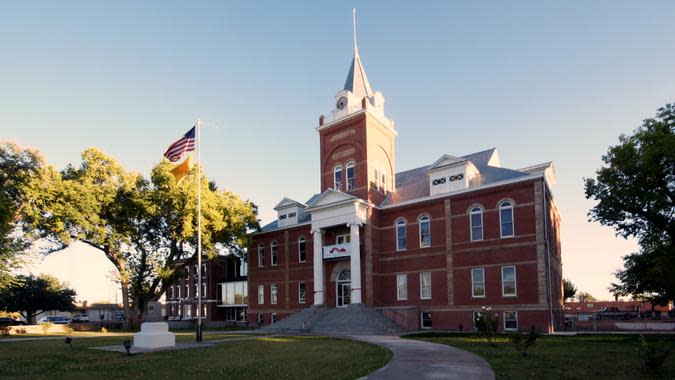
[0,317,26,326]
[37,316,71,325]
[72,314,90,323]
[595,307,638,320]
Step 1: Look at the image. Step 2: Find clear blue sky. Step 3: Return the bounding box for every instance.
[2,1,674,301]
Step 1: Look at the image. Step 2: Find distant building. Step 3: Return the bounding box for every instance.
[165,255,247,323]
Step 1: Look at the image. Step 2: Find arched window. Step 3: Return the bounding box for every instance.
[470,207,483,241]
[395,218,407,251]
[334,165,343,191]
[270,241,278,266]
[298,237,307,263]
[418,215,431,248]
[257,244,264,267]
[346,161,355,191]
[338,270,351,282]
[499,201,514,237]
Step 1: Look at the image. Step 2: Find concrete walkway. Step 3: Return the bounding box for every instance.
[353,335,494,380]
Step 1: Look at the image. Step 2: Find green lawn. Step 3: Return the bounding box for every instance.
[406,332,675,379]
[0,334,391,380]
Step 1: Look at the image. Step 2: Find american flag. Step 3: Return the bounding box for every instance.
[163,126,196,162]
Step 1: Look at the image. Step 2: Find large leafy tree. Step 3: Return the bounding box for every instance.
[563,278,578,302]
[0,142,56,287]
[0,274,76,324]
[585,103,675,304]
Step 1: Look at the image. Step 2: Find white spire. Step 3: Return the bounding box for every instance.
[343,8,373,99]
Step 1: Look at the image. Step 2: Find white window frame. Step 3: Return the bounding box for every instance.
[336,234,351,244]
[501,265,517,297]
[471,268,485,298]
[298,282,306,304]
[346,160,355,191]
[177,285,181,299]
[202,282,207,298]
[271,312,278,324]
[396,273,408,300]
[257,285,264,305]
[271,284,278,304]
[503,311,518,331]
[418,215,431,248]
[270,241,278,266]
[420,311,432,329]
[420,271,432,300]
[395,218,407,251]
[185,284,190,298]
[470,206,483,241]
[334,165,343,191]
[258,244,264,267]
[499,201,515,238]
[298,237,306,263]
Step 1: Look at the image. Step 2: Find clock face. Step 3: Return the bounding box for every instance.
[336,96,347,110]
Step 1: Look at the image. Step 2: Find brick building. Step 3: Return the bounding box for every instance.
[166,255,248,322]
[248,25,563,332]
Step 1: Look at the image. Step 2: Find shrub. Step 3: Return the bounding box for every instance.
[475,307,499,346]
[101,327,108,333]
[640,335,670,374]
[509,326,540,357]
[65,326,74,334]
[0,326,9,336]
[40,321,53,334]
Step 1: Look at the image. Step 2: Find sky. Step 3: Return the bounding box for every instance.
[2,1,674,302]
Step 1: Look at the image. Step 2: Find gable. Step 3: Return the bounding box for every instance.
[426,154,467,172]
[274,197,305,211]
[306,188,358,210]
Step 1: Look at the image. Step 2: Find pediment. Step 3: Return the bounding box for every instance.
[427,154,467,172]
[306,189,358,210]
[273,197,305,211]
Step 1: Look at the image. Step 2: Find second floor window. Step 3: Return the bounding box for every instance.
[396,219,406,251]
[500,201,514,237]
[502,266,517,296]
[258,245,264,267]
[346,161,355,191]
[419,215,431,248]
[270,241,278,266]
[396,273,408,300]
[334,165,343,191]
[420,272,432,300]
[471,268,485,298]
[258,285,264,305]
[470,207,483,241]
[298,237,306,263]
[271,284,278,304]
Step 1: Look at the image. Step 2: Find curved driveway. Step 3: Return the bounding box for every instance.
[353,335,495,380]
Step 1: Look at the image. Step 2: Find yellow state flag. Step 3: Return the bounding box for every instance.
[171,153,193,185]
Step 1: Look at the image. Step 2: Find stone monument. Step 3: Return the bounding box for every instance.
[133,322,175,349]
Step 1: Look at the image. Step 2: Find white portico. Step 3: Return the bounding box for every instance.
[305,189,369,306]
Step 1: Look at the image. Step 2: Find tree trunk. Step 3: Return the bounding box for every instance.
[120,279,132,330]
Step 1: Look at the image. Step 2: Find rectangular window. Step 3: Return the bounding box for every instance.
[258,285,264,305]
[271,313,278,324]
[257,312,263,324]
[271,284,278,304]
[298,282,306,304]
[473,311,483,329]
[419,217,431,248]
[502,266,517,296]
[396,274,408,300]
[258,246,264,267]
[471,268,485,298]
[471,210,483,241]
[421,312,432,329]
[298,238,306,263]
[420,272,432,300]
[202,282,207,298]
[168,286,173,300]
[504,311,518,331]
[271,243,278,266]
[202,264,207,277]
[336,234,351,244]
[396,221,406,251]
[177,285,181,299]
[185,284,190,298]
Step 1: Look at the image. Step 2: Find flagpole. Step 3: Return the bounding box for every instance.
[196,118,203,342]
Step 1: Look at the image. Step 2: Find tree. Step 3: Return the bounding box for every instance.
[585,103,675,304]
[0,141,56,287]
[0,274,76,324]
[563,278,578,302]
[577,291,597,303]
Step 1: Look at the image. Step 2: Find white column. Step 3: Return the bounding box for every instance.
[349,223,362,304]
[312,229,325,305]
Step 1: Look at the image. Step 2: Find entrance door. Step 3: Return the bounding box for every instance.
[336,270,351,308]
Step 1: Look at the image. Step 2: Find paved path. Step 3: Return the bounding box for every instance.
[353,335,494,380]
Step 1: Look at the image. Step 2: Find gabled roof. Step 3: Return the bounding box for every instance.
[273,197,306,211]
[306,188,360,211]
[258,194,319,234]
[426,154,468,172]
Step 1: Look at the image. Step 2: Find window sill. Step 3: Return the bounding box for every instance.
[471,296,486,299]
[502,294,518,298]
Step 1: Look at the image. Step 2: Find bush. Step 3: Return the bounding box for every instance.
[475,307,499,346]
[100,327,108,333]
[40,321,52,334]
[640,335,670,374]
[509,326,540,357]
[65,326,74,334]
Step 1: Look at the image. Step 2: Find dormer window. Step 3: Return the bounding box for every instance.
[346,161,355,191]
[288,212,296,218]
[334,165,343,191]
[278,214,287,220]
[449,174,464,182]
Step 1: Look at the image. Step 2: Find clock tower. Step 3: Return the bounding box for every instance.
[317,10,397,205]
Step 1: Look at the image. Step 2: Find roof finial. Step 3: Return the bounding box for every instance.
[353,8,358,55]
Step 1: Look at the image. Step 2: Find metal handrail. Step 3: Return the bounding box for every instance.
[302,306,324,330]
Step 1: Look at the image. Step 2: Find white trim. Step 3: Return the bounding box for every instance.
[470,207,484,242]
[396,273,408,300]
[336,233,351,245]
[418,214,431,248]
[501,265,517,297]
[499,200,515,238]
[503,311,518,331]
[471,268,485,298]
[395,218,407,251]
[420,271,432,300]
